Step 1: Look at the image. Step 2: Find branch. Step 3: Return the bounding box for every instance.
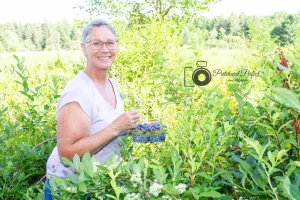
[162,3,174,17]
[32,136,56,150]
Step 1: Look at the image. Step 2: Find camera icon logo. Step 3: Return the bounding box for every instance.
[184,61,212,87]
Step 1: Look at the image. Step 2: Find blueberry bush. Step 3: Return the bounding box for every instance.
[0,17,300,200]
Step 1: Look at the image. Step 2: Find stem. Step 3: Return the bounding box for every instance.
[269,115,281,151]
[290,111,300,161]
[232,186,238,200]
[35,174,46,186]
[32,136,56,149]
[274,130,282,151]
[185,128,195,200]
[295,126,300,161]
[262,164,279,200]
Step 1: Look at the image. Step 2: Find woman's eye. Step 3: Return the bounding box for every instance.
[93,42,100,46]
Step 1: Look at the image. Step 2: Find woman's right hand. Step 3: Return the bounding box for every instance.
[109,110,140,134]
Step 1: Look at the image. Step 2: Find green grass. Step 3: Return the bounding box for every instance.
[0,51,84,67]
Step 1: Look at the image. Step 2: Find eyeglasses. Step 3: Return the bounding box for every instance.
[84,39,118,50]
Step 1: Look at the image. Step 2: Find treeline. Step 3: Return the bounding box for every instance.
[183,12,300,49]
[0,12,299,52]
[0,19,81,53]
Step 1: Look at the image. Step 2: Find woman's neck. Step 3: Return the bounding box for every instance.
[84,65,109,85]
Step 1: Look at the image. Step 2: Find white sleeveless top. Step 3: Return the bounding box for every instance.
[46,71,125,178]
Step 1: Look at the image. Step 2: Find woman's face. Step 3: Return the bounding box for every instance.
[82,26,118,71]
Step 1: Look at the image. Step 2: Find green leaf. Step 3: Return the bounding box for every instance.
[234,93,243,104]
[223,122,233,134]
[199,191,222,198]
[268,151,276,166]
[240,160,254,176]
[196,172,212,181]
[227,84,239,92]
[78,182,87,192]
[44,104,50,110]
[230,152,241,163]
[220,170,233,183]
[17,172,25,182]
[83,160,94,178]
[277,63,300,77]
[105,194,117,200]
[285,54,300,68]
[13,54,20,62]
[22,80,28,89]
[136,159,145,173]
[61,157,75,169]
[276,149,288,161]
[244,138,262,157]
[256,123,275,137]
[190,187,200,199]
[283,176,300,200]
[164,184,179,195]
[249,189,268,195]
[290,184,300,200]
[244,138,269,159]
[270,88,300,112]
[133,163,142,173]
[82,152,91,162]
[73,154,81,171]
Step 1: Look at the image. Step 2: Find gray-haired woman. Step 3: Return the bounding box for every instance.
[44,19,140,199]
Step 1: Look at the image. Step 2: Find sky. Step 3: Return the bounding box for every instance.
[0,0,299,24]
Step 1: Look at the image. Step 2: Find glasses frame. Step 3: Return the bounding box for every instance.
[84,39,118,50]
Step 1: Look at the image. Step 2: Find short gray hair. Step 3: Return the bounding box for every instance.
[81,19,118,42]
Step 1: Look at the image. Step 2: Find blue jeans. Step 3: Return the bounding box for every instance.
[44,179,53,200]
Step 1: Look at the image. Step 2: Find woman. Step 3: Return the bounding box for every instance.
[45,19,140,199]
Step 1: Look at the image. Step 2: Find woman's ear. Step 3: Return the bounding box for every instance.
[81,42,88,57]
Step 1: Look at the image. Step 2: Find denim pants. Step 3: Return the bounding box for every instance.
[44,179,54,200]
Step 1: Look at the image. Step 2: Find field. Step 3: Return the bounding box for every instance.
[0,21,300,200]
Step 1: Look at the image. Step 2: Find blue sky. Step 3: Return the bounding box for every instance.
[0,0,299,23]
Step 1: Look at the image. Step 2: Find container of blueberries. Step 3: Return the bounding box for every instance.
[130,122,167,143]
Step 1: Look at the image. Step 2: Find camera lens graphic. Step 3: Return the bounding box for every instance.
[192,67,212,86]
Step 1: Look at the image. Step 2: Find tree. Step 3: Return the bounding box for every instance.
[32,25,43,50]
[5,30,20,52]
[41,18,50,50]
[209,28,218,39]
[77,0,220,24]
[218,27,226,39]
[271,14,297,46]
[45,27,61,50]
[228,13,241,36]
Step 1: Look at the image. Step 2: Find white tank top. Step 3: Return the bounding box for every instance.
[46,71,125,178]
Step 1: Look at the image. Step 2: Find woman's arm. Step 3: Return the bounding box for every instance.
[57,102,139,160]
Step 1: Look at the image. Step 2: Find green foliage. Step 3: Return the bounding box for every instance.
[1,8,300,200]
[0,54,82,199]
[79,0,220,24]
[47,147,193,199]
[0,20,81,52]
[271,14,298,46]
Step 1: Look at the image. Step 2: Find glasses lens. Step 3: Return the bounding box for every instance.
[107,41,117,49]
[90,41,102,49]
[88,40,117,50]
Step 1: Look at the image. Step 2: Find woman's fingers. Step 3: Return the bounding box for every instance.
[110,110,141,132]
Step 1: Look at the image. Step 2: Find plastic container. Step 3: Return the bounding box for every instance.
[131,122,167,143]
[131,132,166,143]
